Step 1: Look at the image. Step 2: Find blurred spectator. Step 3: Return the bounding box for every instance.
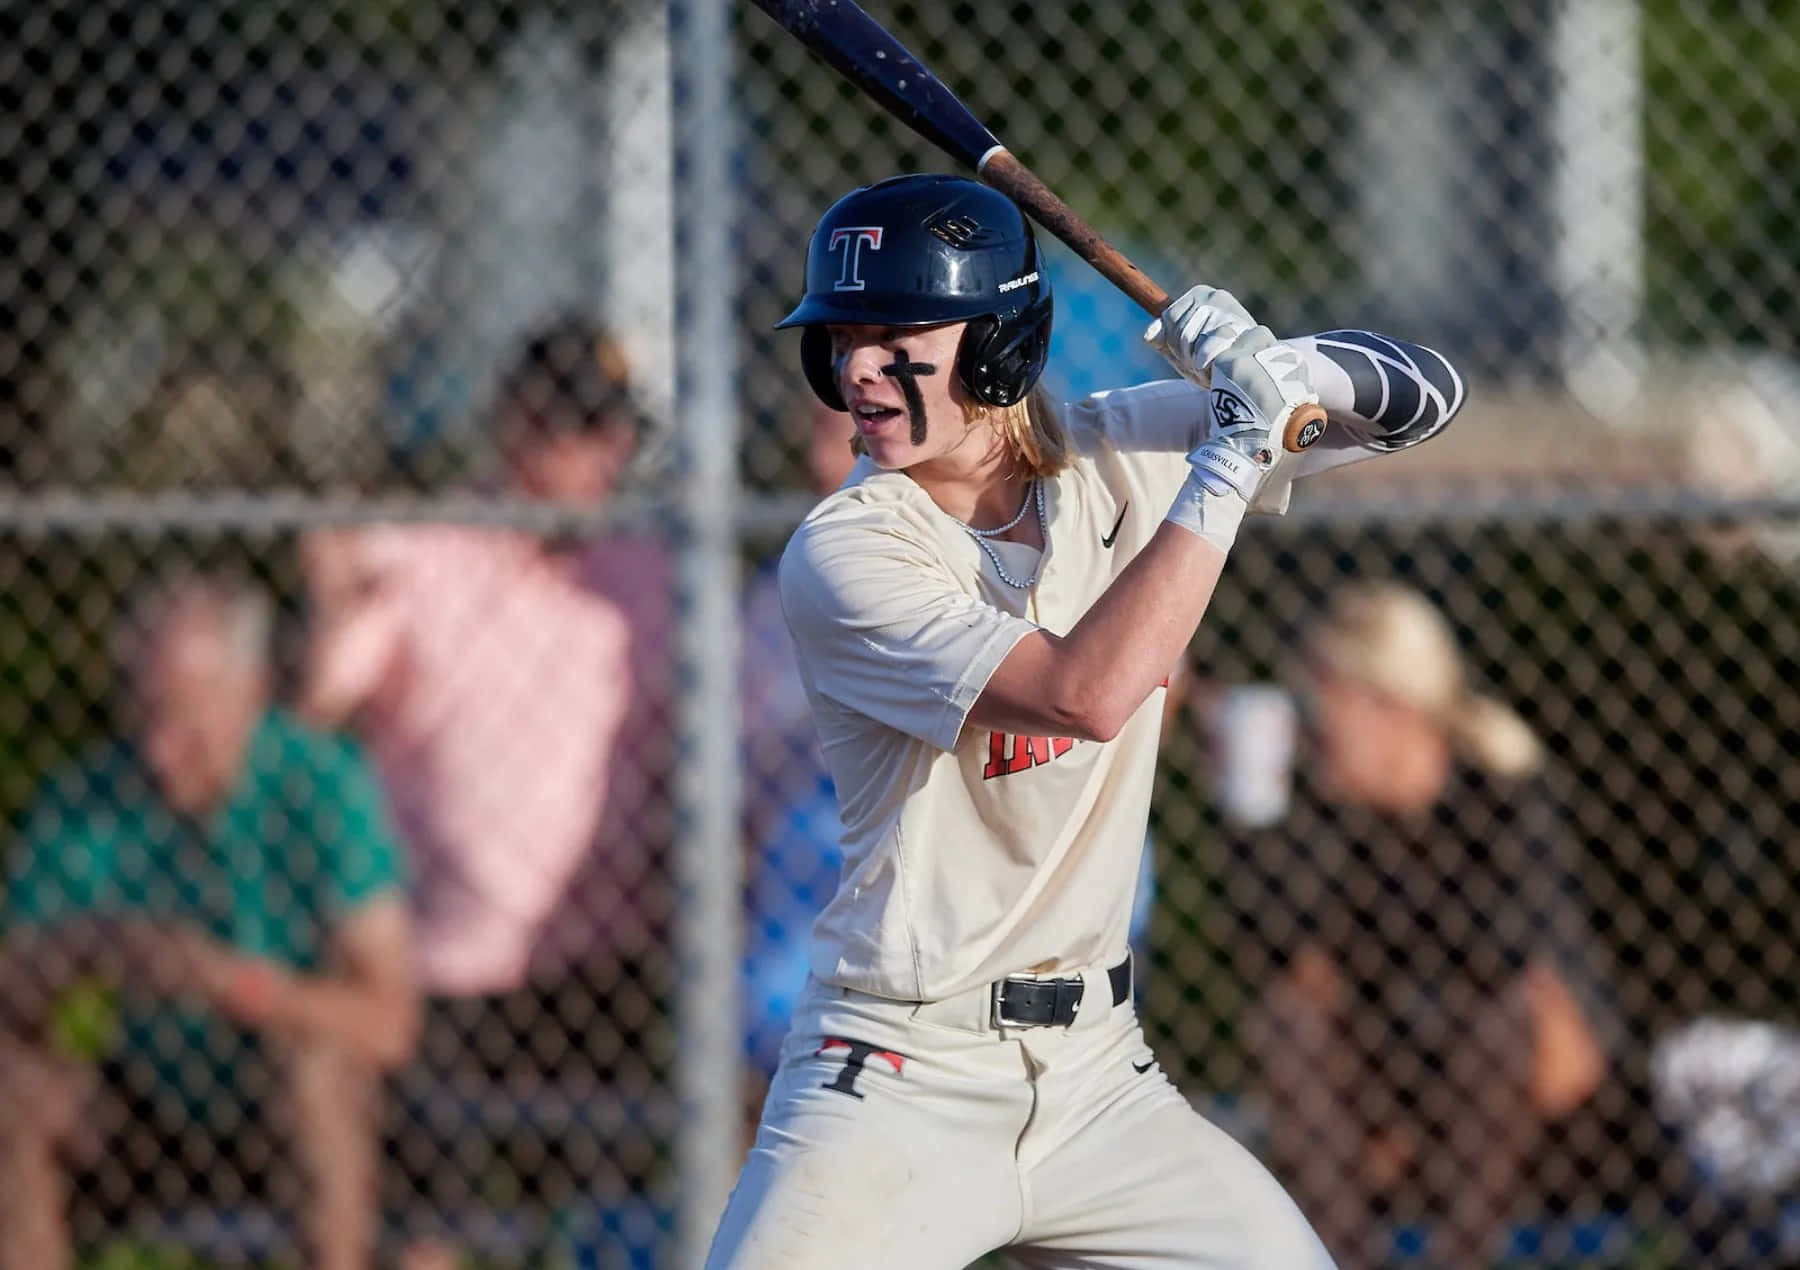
[297,314,674,1258]
[1234,582,1610,1269]
[0,572,415,1270]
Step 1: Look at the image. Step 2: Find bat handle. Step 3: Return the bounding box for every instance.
[978,148,1168,315]
[977,147,1325,454]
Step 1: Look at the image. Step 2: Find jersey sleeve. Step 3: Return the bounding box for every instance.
[306,733,408,913]
[1063,379,1209,458]
[779,512,1038,752]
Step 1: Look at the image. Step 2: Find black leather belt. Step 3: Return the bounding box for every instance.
[990,953,1132,1028]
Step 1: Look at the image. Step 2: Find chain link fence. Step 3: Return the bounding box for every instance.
[1,2,1796,1267]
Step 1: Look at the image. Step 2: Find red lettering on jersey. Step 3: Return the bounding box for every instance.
[983,731,1009,779]
[981,731,1078,780]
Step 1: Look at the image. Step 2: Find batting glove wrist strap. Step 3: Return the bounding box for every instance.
[1164,470,1247,556]
[1188,436,1270,501]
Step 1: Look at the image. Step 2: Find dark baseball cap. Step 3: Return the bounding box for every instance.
[497,315,651,437]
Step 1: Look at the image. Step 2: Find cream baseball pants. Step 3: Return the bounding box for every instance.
[706,960,1335,1269]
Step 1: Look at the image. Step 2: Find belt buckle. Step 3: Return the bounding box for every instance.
[989,978,1012,1030]
[990,975,1083,1029]
[992,977,1041,1029]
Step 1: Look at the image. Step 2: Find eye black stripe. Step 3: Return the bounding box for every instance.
[881,349,938,446]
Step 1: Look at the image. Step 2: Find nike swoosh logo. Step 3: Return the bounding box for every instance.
[1132,1059,1154,1074]
[1101,502,1129,548]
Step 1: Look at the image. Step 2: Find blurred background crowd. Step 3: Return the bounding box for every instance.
[0,1,1797,1267]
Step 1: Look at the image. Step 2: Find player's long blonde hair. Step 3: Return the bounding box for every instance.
[966,383,1069,479]
[1304,581,1542,779]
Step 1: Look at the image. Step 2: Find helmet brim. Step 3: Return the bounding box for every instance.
[774,291,1012,330]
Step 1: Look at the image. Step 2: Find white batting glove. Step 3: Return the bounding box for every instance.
[1143,285,1258,388]
[1186,326,1319,503]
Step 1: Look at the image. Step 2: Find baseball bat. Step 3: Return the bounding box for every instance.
[747,0,1327,453]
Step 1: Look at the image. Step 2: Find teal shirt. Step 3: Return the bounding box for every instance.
[3,708,405,1085]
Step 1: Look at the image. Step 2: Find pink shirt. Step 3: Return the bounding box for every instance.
[534,534,678,979]
[308,524,639,996]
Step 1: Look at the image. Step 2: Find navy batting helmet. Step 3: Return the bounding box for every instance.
[777,174,1053,410]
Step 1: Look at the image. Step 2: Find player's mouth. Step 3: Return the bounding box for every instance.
[850,401,904,434]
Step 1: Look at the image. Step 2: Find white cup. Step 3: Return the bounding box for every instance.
[1210,683,1299,828]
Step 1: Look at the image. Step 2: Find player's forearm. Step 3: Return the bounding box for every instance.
[974,521,1228,741]
[1055,521,1230,734]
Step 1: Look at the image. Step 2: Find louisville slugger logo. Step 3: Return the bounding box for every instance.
[1210,387,1255,429]
[828,226,884,291]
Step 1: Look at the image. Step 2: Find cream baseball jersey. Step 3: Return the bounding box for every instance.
[778,331,1462,1004]
[779,378,1199,1003]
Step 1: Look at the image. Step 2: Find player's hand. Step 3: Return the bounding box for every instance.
[1142,285,1258,388]
[1186,327,1318,503]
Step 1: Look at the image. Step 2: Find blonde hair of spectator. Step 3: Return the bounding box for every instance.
[1307,580,1543,779]
[124,571,273,672]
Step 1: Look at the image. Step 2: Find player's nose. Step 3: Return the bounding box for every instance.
[838,341,890,389]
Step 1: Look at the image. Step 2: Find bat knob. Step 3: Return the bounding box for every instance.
[1283,404,1328,454]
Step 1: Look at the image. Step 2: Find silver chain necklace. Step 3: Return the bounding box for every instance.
[957,480,1047,589]
[954,480,1037,538]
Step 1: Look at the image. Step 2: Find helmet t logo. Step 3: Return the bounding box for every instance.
[828,226,885,291]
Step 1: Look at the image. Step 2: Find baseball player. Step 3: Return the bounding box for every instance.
[707,173,1464,1269]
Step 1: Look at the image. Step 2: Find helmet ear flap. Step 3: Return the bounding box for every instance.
[958,302,1053,407]
[955,317,1001,404]
[799,325,847,412]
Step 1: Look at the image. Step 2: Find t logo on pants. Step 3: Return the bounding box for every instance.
[816,1036,906,1100]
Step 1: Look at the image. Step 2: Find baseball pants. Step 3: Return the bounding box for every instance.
[706,958,1335,1269]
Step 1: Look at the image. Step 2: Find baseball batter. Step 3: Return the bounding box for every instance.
[707,174,1463,1269]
